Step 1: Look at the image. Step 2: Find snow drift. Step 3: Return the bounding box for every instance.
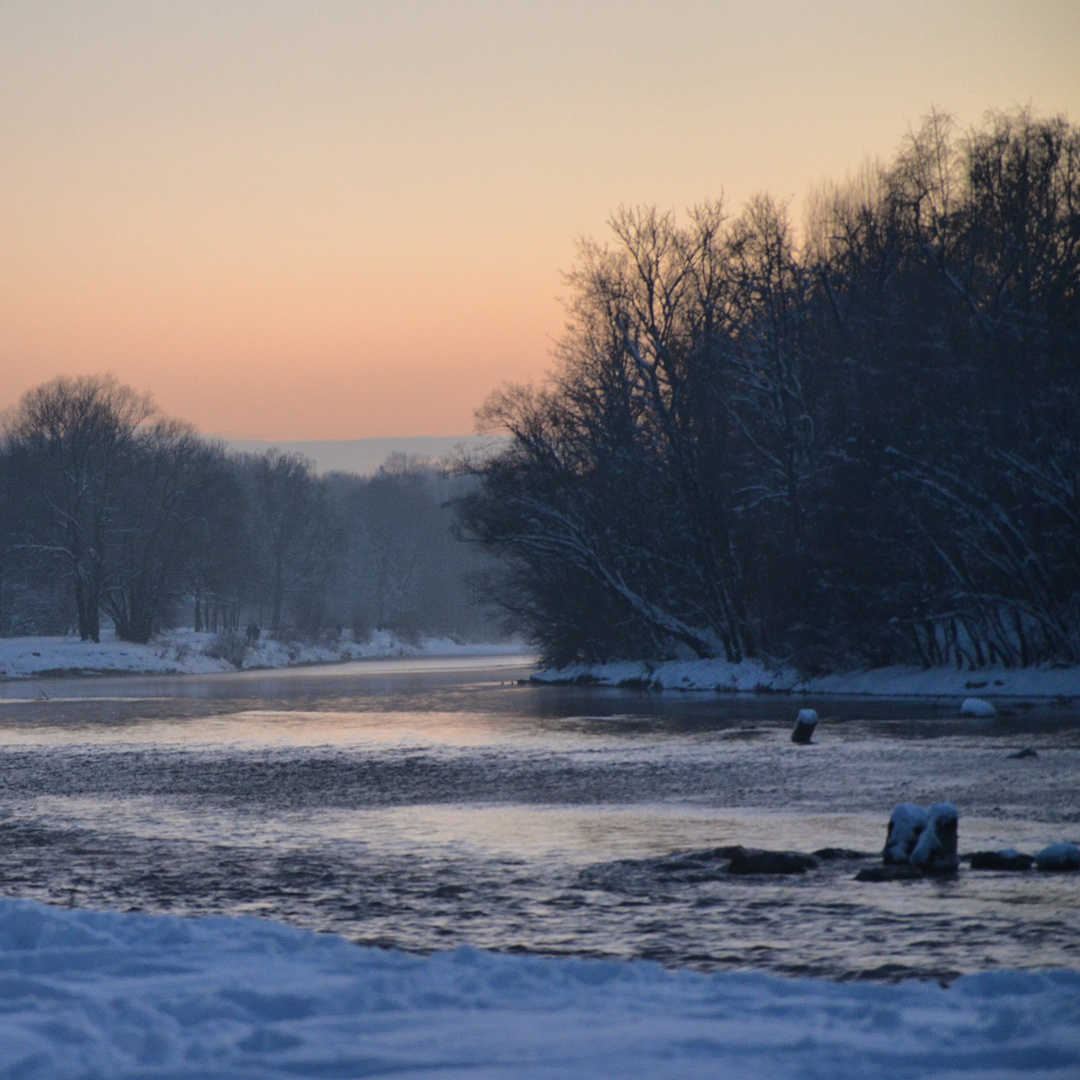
[0,899,1077,1079]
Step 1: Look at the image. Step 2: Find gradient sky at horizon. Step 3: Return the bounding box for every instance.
[2,1,1078,438]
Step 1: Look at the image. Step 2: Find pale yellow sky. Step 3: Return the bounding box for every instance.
[2,1,1078,438]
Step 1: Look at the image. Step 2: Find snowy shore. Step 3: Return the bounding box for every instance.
[0,630,525,681]
[0,899,1076,1080]
[5,632,1076,698]
[533,656,1080,700]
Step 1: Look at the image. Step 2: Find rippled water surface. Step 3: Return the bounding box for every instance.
[0,656,1077,982]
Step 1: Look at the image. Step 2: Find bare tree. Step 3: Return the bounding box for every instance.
[99,422,237,643]
[243,451,340,634]
[461,109,1080,670]
[326,457,495,641]
[3,376,154,641]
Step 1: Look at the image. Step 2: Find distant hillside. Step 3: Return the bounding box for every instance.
[220,435,505,476]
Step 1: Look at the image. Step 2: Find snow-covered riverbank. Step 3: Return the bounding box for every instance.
[0,630,524,680]
[533,656,1080,700]
[0,899,1076,1080]
[6,632,1076,699]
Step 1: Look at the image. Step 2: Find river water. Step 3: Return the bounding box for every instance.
[0,656,1077,983]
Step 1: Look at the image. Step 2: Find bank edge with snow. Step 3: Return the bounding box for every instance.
[0,630,526,681]
[0,899,1077,1080]
[532,656,1080,699]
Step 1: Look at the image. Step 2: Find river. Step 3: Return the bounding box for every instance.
[0,655,1077,982]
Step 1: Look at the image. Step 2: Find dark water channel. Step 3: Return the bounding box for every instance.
[0,656,1077,982]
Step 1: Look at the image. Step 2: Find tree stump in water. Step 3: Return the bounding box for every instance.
[791,709,818,744]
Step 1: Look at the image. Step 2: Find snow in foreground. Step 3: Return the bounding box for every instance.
[0,900,1077,1079]
[0,630,524,680]
[534,656,1080,700]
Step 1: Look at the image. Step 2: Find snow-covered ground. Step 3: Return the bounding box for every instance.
[0,899,1076,1080]
[534,656,1080,700]
[0,630,524,680]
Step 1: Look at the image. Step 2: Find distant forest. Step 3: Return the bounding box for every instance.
[0,376,496,645]
[458,110,1080,670]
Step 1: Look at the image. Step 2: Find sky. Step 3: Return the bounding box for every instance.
[2,1,1078,439]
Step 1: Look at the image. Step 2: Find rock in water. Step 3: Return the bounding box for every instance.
[883,803,930,864]
[1034,842,1080,871]
[791,709,818,744]
[813,847,873,860]
[726,847,819,874]
[960,697,996,717]
[910,802,959,874]
[968,849,1034,871]
[855,864,925,882]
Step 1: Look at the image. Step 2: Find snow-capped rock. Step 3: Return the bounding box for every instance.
[1033,842,1080,871]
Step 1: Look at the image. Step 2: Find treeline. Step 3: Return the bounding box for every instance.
[457,110,1080,670]
[0,376,494,643]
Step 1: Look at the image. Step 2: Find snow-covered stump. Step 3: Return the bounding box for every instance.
[857,802,959,880]
[909,802,959,874]
[791,709,818,744]
[882,803,929,865]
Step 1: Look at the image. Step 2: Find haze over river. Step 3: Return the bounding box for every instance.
[0,656,1077,983]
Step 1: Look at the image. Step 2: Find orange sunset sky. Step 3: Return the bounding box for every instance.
[2,1,1078,439]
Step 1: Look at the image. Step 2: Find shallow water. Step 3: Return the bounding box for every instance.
[0,656,1077,981]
